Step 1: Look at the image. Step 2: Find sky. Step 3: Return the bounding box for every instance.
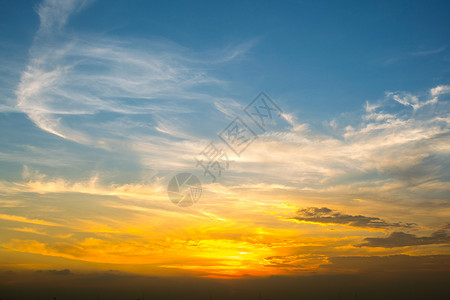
[0,0,450,299]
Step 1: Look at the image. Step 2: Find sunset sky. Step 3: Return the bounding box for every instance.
[0,0,449,299]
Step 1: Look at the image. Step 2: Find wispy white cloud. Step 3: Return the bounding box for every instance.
[213,86,450,213]
[387,91,438,110]
[15,38,222,142]
[384,45,447,65]
[12,0,257,173]
[411,45,447,56]
[207,38,261,63]
[430,85,450,97]
[37,0,94,35]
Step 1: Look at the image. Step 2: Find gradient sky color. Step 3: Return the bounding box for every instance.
[0,0,450,298]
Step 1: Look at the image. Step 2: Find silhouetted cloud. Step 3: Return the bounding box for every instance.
[358,230,450,248]
[325,254,450,274]
[293,207,414,229]
[36,269,71,276]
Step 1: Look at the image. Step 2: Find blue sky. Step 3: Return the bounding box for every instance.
[3,1,449,111]
[0,0,449,282]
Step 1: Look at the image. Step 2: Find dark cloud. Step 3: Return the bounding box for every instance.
[48,269,71,275]
[36,269,71,276]
[358,230,450,248]
[293,207,414,229]
[324,254,450,274]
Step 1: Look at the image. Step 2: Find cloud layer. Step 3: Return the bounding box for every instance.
[293,207,415,229]
[359,230,450,248]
